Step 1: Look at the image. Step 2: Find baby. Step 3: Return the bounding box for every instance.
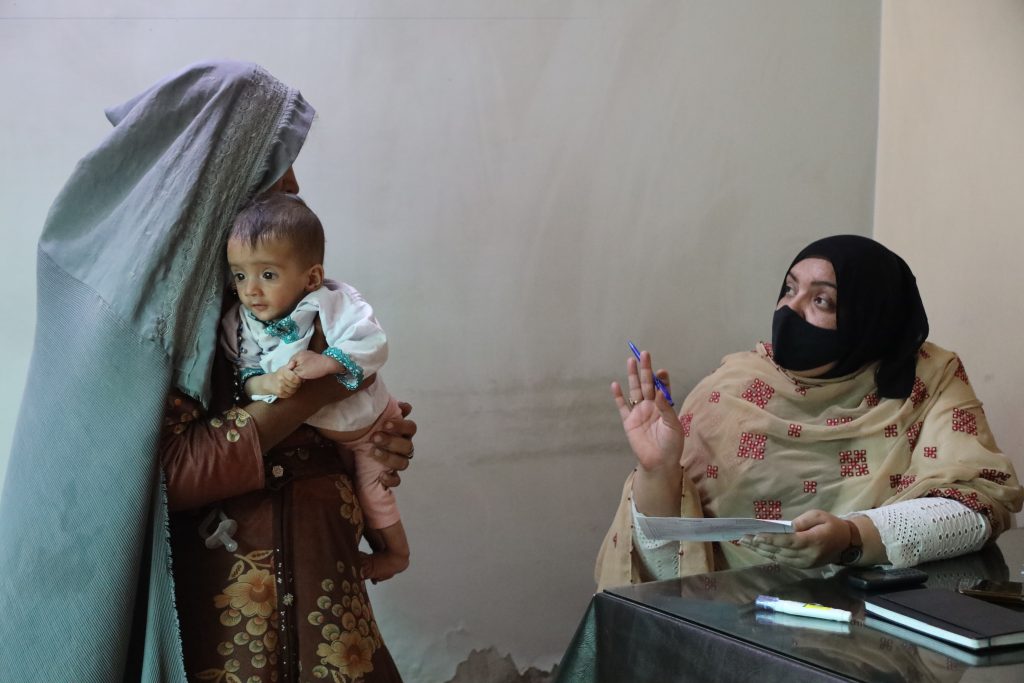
[222,192,408,581]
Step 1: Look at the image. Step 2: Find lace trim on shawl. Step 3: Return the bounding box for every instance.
[157,78,297,676]
[166,66,292,405]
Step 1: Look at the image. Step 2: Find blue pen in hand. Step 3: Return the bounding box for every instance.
[628,341,674,406]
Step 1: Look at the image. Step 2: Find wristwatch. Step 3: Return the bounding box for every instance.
[838,519,863,566]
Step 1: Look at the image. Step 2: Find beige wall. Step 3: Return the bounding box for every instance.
[0,2,880,680]
[874,0,1024,524]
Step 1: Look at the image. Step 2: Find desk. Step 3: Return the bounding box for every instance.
[557,528,1024,683]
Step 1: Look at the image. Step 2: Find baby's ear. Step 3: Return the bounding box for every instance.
[306,264,324,291]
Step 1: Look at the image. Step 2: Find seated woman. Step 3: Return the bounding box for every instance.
[596,235,1022,589]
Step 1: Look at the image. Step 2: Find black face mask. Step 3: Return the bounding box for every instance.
[771,306,841,372]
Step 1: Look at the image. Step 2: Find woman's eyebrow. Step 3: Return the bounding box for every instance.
[786,271,837,289]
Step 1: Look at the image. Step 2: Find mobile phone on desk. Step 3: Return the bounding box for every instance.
[846,567,928,591]
[958,579,1024,607]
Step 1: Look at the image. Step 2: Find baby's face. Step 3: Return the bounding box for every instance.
[227,237,319,322]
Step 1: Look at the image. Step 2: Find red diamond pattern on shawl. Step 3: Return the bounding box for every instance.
[706,465,719,479]
[911,377,929,408]
[803,480,817,494]
[980,468,1012,485]
[839,449,869,477]
[680,412,694,437]
[864,392,880,407]
[763,342,774,359]
[889,474,916,492]
[709,391,721,403]
[919,348,931,359]
[795,385,808,396]
[923,446,938,459]
[826,416,853,427]
[737,432,768,460]
[952,408,978,435]
[788,423,802,438]
[928,487,993,519]
[884,424,898,438]
[906,421,923,450]
[753,499,782,520]
[741,379,775,409]
[954,358,970,385]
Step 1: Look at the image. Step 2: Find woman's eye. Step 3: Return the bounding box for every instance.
[782,284,795,296]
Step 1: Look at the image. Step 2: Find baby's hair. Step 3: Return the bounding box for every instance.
[230,193,325,265]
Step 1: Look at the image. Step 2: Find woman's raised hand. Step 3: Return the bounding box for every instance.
[611,350,683,473]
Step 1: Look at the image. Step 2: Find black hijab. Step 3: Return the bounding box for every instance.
[780,235,929,399]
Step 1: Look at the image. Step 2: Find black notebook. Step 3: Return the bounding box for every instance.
[864,616,1024,666]
[864,588,1024,650]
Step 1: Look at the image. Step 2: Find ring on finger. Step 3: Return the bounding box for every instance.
[627,397,639,408]
[407,446,414,460]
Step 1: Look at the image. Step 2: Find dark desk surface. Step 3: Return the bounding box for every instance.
[557,528,1024,683]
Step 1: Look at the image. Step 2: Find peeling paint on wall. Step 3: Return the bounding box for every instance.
[445,647,558,683]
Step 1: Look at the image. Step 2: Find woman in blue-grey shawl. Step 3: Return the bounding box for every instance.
[0,61,415,683]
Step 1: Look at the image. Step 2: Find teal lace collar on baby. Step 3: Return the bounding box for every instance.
[245,308,301,343]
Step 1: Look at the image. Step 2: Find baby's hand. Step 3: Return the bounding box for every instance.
[268,364,303,398]
[291,350,344,380]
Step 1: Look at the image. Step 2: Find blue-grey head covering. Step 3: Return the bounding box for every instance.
[0,60,314,681]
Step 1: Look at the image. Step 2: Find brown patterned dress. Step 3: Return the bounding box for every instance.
[161,391,403,683]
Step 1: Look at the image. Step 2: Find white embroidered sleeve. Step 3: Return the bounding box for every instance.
[630,500,679,581]
[851,498,990,568]
[318,281,388,374]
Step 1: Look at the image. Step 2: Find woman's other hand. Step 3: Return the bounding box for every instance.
[611,350,683,474]
[371,401,417,488]
[739,510,886,568]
